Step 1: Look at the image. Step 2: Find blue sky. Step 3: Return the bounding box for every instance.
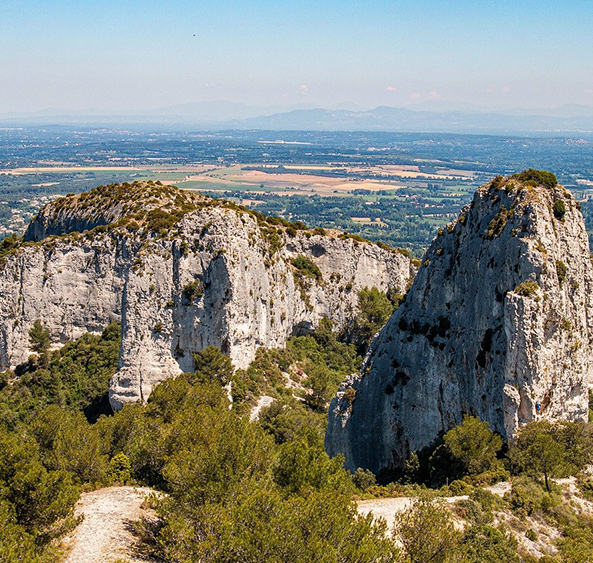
[1,0,592,112]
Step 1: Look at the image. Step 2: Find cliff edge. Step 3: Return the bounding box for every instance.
[0,181,413,409]
[326,171,593,474]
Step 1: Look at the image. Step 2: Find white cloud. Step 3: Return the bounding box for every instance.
[429,90,440,100]
[410,92,422,100]
[501,85,511,93]
[204,82,216,88]
[586,89,593,95]
[300,84,309,94]
[385,86,397,92]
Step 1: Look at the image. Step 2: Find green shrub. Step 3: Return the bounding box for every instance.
[556,260,567,285]
[454,499,488,525]
[443,416,503,477]
[448,479,474,496]
[456,524,520,563]
[554,199,567,220]
[513,169,558,189]
[347,286,396,354]
[353,468,377,491]
[259,397,326,445]
[182,279,204,303]
[145,488,396,563]
[191,346,234,384]
[513,280,539,297]
[29,319,50,369]
[273,437,354,496]
[291,255,322,282]
[108,453,132,484]
[0,233,22,261]
[487,205,513,239]
[525,528,538,541]
[0,427,80,552]
[396,499,460,563]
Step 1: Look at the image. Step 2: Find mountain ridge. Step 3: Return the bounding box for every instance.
[0,181,413,409]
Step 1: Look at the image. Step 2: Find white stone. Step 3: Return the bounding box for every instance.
[0,187,413,411]
[326,178,593,474]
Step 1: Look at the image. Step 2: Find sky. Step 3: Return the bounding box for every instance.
[1,0,593,113]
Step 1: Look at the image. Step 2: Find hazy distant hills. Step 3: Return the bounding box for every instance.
[231,105,593,134]
[2,101,593,135]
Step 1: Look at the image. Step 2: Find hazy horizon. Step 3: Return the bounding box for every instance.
[2,0,593,115]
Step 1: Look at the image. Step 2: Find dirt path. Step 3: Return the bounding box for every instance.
[357,481,512,532]
[63,486,155,563]
[358,495,468,532]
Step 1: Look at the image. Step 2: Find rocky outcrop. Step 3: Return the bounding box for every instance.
[0,182,413,410]
[326,172,593,474]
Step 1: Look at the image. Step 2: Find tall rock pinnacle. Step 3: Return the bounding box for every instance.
[326,171,593,474]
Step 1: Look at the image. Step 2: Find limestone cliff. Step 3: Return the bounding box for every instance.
[326,171,593,474]
[0,181,413,409]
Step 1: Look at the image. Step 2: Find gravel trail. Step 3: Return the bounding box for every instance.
[63,486,155,563]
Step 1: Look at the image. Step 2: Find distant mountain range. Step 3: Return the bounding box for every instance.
[2,101,593,135]
[230,105,593,134]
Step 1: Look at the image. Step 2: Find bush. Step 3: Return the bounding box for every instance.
[487,205,513,238]
[448,479,474,496]
[443,415,503,476]
[556,260,567,285]
[304,364,334,410]
[526,528,538,541]
[148,488,396,563]
[554,199,567,220]
[396,498,460,563]
[108,453,132,484]
[353,468,377,491]
[577,475,593,501]
[505,476,560,516]
[0,428,80,553]
[513,280,539,297]
[0,233,21,260]
[291,255,322,282]
[30,406,108,484]
[347,287,396,354]
[259,398,325,445]
[182,279,203,303]
[273,437,354,496]
[513,169,558,189]
[456,524,520,563]
[0,501,40,563]
[191,346,234,384]
[29,320,50,369]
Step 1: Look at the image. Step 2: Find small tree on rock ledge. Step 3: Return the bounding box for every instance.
[29,319,50,368]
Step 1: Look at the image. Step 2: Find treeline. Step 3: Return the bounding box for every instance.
[2,305,593,561]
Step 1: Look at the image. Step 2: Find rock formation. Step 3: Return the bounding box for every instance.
[326,171,593,474]
[0,181,413,409]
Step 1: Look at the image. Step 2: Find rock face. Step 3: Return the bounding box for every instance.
[326,173,593,474]
[0,182,413,410]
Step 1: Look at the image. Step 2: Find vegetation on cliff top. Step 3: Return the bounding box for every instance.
[2,180,409,263]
